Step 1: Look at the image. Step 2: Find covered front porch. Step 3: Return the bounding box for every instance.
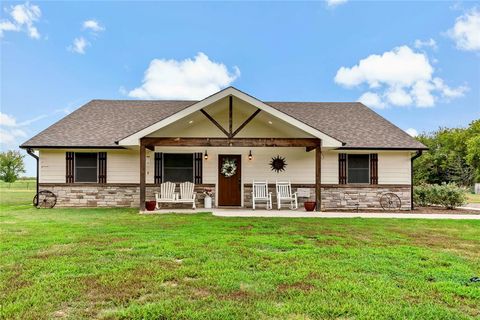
[138,137,324,211]
[116,88,343,212]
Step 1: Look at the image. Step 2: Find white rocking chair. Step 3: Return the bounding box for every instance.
[276,181,298,210]
[252,180,272,210]
[154,182,176,209]
[178,182,196,209]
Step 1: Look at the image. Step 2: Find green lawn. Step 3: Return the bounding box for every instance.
[1,185,479,319]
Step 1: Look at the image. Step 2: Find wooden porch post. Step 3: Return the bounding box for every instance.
[140,139,146,211]
[315,139,322,211]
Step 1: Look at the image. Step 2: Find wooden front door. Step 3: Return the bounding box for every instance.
[218,154,242,206]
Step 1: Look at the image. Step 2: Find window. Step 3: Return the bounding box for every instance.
[347,154,369,184]
[75,153,98,183]
[163,153,193,182]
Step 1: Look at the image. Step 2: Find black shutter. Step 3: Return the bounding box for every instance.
[194,152,203,184]
[66,152,74,183]
[339,153,347,184]
[98,152,107,184]
[370,153,378,184]
[154,152,163,184]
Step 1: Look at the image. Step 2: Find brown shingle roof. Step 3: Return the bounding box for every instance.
[20,99,426,149]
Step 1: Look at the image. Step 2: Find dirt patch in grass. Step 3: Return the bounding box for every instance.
[239,224,254,231]
[80,266,160,317]
[390,228,480,259]
[278,282,314,292]
[222,290,251,300]
[34,243,76,259]
[191,287,211,298]
[3,264,31,293]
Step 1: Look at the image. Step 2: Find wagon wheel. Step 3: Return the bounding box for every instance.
[380,192,401,210]
[33,190,57,209]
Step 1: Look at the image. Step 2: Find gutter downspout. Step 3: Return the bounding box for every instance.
[26,148,39,206]
[410,150,423,210]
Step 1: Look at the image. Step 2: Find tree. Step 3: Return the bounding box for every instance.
[413,120,480,186]
[0,150,26,183]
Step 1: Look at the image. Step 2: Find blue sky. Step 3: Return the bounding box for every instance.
[1,1,479,176]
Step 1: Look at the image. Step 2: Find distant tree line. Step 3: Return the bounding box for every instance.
[414,120,480,187]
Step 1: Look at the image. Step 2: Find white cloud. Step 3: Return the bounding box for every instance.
[386,86,413,106]
[447,8,480,51]
[405,128,418,137]
[358,92,385,109]
[83,19,104,33]
[334,45,466,108]
[128,52,240,100]
[68,37,89,54]
[0,2,41,39]
[414,38,438,50]
[0,112,41,148]
[0,113,18,127]
[326,0,348,7]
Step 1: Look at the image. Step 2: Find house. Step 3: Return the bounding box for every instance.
[20,87,426,211]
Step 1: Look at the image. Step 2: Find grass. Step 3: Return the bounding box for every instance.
[1,183,479,319]
[466,193,480,204]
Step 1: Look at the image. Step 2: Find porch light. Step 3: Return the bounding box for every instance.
[204,150,208,160]
[248,150,253,160]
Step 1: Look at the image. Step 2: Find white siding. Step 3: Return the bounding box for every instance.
[39,150,66,183]
[107,150,155,183]
[37,149,411,186]
[378,152,411,184]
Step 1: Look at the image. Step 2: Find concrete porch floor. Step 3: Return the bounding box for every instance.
[140,208,480,220]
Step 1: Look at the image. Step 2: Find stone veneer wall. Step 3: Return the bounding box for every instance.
[244,184,411,210]
[321,185,411,210]
[39,184,214,208]
[40,183,411,210]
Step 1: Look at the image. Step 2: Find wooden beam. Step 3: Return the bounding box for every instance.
[306,145,317,152]
[139,141,146,211]
[229,95,233,136]
[200,109,230,137]
[231,109,261,138]
[143,137,320,148]
[315,139,322,212]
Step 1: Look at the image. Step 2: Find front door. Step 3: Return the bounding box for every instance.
[218,154,242,206]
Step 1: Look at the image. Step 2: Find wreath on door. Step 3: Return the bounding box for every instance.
[221,158,237,177]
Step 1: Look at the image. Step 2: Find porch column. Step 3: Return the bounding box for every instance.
[315,139,322,211]
[139,139,146,211]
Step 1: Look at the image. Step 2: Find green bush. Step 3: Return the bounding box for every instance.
[414,183,467,209]
[413,184,431,207]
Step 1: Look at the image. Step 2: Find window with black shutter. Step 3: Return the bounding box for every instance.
[347,154,370,184]
[75,153,98,183]
[163,153,194,183]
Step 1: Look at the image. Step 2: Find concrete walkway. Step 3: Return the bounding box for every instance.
[460,203,480,211]
[145,208,480,220]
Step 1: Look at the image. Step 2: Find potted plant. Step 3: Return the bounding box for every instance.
[203,188,214,209]
[145,200,156,211]
[304,201,316,211]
